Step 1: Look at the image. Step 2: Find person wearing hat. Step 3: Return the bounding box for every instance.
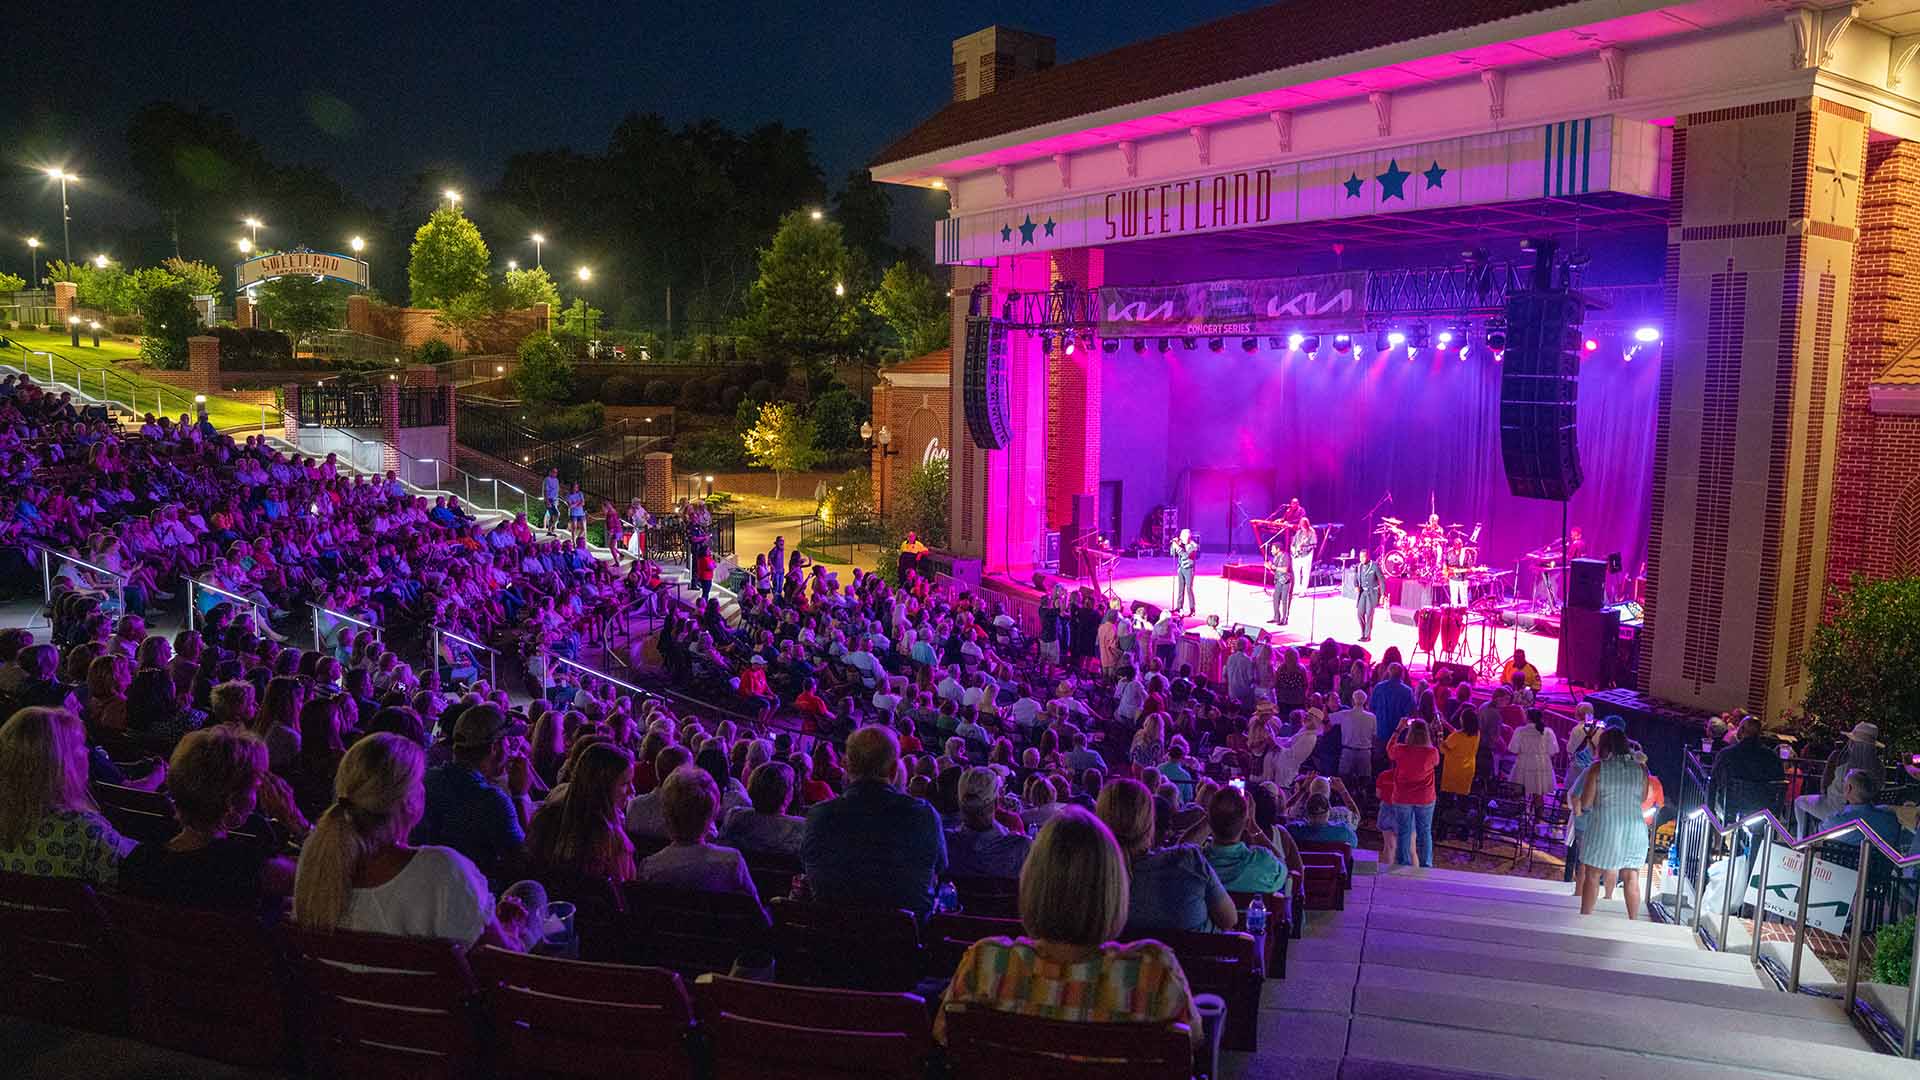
[1794,722,1884,837]
[413,704,534,883]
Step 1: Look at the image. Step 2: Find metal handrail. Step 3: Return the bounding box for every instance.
[40,549,125,614]
[430,625,498,689]
[185,577,267,636]
[1678,778,1920,1056]
[296,421,531,518]
[4,341,201,419]
[311,605,380,653]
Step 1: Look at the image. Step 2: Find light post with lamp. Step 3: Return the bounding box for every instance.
[243,217,262,246]
[444,189,461,213]
[531,233,545,268]
[25,237,39,287]
[92,254,109,270]
[43,169,75,264]
[861,422,899,516]
[575,267,593,336]
[68,315,80,348]
[237,238,252,256]
[350,235,365,257]
[88,320,100,348]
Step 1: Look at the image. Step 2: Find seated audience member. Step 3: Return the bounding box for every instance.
[625,745,693,841]
[292,732,530,948]
[719,761,806,858]
[526,742,637,881]
[1825,769,1900,847]
[1287,794,1361,848]
[120,726,301,909]
[636,765,763,908]
[0,706,136,884]
[945,767,1033,880]
[934,808,1202,1043]
[801,725,947,918]
[1201,785,1287,896]
[412,704,534,881]
[1097,778,1236,936]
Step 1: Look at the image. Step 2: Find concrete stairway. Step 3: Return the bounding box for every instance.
[1225,862,1893,1080]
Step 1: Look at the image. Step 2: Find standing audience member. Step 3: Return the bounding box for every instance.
[1386,719,1440,868]
[1508,709,1560,813]
[1574,729,1650,919]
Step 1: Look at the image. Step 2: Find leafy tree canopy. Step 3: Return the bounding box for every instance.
[502,266,562,310]
[741,400,822,498]
[137,282,199,370]
[866,261,949,362]
[408,207,491,308]
[736,210,862,362]
[255,275,350,348]
[514,331,574,404]
[1804,575,1920,755]
[0,272,24,293]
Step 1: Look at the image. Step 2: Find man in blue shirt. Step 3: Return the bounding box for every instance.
[413,704,534,882]
[1826,770,1900,848]
[801,725,946,918]
[540,469,562,533]
[1369,662,1416,744]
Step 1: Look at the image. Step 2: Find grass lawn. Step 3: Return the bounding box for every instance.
[3,328,264,430]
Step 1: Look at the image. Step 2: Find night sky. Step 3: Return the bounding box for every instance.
[3,0,1264,265]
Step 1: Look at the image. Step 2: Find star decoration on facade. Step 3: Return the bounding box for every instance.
[1018,215,1039,244]
[1342,172,1365,198]
[1422,160,1447,189]
[1043,216,1057,237]
[1376,159,1410,201]
[1000,223,1013,243]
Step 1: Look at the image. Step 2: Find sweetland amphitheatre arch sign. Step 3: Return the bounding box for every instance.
[235,248,371,291]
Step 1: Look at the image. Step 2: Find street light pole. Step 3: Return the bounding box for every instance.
[532,233,544,268]
[44,170,73,265]
[25,238,38,288]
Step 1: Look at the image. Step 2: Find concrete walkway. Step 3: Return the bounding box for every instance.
[1224,863,1891,1079]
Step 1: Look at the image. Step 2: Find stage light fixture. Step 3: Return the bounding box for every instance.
[1287,333,1305,351]
[1407,325,1430,349]
[1101,339,1119,354]
[1181,337,1198,350]
[1492,350,1505,363]
[1633,326,1661,343]
[1299,335,1320,354]
[1485,323,1508,351]
[1266,336,1285,350]
[1386,331,1406,348]
[1583,338,1599,352]
[1158,338,1172,353]
[1063,336,1075,356]
[1373,330,1390,351]
[1207,337,1224,352]
[1331,333,1352,354]
[1241,337,1257,353]
[1132,338,1147,354]
[1038,331,1053,352]
[1002,292,1019,320]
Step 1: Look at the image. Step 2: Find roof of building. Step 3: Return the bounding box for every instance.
[873,0,1579,168]
[880,348,953,383]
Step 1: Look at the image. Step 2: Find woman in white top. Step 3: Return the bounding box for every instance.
[1506,710,1562,813]
[292,733,529,949]
[1261,710,1320,790]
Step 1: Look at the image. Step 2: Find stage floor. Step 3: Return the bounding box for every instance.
[1096,553,1570,696]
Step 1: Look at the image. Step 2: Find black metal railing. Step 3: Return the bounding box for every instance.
[397,386,449,428]
[297,383,384,428]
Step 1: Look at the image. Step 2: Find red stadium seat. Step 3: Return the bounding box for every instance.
[1120,928,1263,1052]
[100,893,294,1068]
[285,925,484,1079]
[0,871,123,1033]
[770,897,922,992]
[471,945,698,1079]
[618,881,770,976]
[923,912,1022,979]
[693,973,935,1080]
[942,1006,1194,1080]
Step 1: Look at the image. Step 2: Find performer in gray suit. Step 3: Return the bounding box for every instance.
[1267,538,1294,625]
[1170,528,1199,615]
[1354,546,1384,642]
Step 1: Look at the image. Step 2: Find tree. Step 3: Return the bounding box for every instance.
[161,257,222,296]
[433,288,501,351]
[809,387,867,450]
[45,260,137,315]
[892,456,949,547]
[866,261,949,361]
[502,266,561,310]
[1804,575,1920,755]
[255,276,349,351]
[407,207,491,308]
[514,331,574,404]
[741,400,822,498]
[0,272,23,293]
[736,209,861,364]
[137,282,198,370]
[834,169,897,271]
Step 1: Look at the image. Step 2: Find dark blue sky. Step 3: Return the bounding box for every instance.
[5,0,1263,256]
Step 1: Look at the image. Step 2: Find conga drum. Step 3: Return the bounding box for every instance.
[1415,606,1442,653]
[1441,604,1467,654]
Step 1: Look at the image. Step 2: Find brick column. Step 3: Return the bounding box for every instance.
[443,385,458,477]
[186,336,220,393]
[381,377,401,474]
[281,385,302,443]
[1642,98,1868,722]
[643,452,674,514]
[51,282,76,324]
[1829,140,1920,589]
[346,293,371,334]
[234,294,253,329]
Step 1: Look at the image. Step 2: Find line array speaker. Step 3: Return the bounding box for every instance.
[963,317,1012,450]
[1499,290,1585,501]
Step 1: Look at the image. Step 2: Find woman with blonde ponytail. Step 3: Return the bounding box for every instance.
[293,732,528,948]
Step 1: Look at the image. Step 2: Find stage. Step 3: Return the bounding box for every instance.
[1093,553,1573,697]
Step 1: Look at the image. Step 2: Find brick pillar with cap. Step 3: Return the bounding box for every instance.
[51,282,76,324]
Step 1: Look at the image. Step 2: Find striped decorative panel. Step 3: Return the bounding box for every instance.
[1683,260,1747,687]
[1542,118,1593,196]
[1784,271,1836,688]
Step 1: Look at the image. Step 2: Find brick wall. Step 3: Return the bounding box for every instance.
[1829,140,1920,592]
[347,293,549,353]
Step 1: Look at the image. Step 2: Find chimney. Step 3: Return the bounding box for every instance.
[951,26,1055,103]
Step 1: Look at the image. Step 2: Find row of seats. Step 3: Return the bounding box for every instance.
[0,871,1203,1079]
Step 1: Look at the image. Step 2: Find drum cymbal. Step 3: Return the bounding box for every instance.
[1445,523,1467,531]
[1379,516,1404,526]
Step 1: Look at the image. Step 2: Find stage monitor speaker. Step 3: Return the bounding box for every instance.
[1568,557,1607,609]
[962,317,1013,450]
[1058,522,1085,578]
[1558,605,1619,687]
[1582,687,1712,825]
[1071,493,1100,533]
[1499,290,1585,501]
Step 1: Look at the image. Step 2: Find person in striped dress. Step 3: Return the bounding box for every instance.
[1574,728,1651,919]
[934,806,1201,1045]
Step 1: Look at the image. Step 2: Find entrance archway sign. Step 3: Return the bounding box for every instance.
[235,248,370,291]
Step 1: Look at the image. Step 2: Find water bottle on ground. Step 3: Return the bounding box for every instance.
[1247,895,1268,936]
